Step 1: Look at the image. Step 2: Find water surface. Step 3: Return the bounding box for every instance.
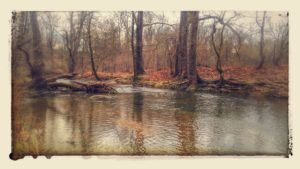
[15,85,289,156]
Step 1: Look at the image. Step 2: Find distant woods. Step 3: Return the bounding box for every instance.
[11,11,289,88]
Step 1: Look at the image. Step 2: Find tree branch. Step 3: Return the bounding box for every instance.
[143,22,176,28]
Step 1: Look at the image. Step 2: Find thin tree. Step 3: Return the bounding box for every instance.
[14,12,34,77]
[29,11,46,89]
[200,12,240,84]
[42,12,59,58]
[131,12,136,76]
[256,11,267,69]
[211,21,225,84]
[270,15,288,66]
[275,23,288,66]
[63,12,87,74]
[87,12,100,80]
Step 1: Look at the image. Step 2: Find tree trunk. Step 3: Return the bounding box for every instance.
[272,41,277,65]
[87,13,100,80]
[131,12,136,75]
[174,11,188,78]
[134,11,145,80]
[187,12,199,86]
[180,12,188,79]
[66,12,86,74]
[211,22,225,84]
[257,11,266,69]
[30,12,46,89]
[68,12,75,74]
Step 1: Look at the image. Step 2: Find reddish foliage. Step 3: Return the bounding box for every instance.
[197,65,288,85]
[142,69,172,81]
[79,65,288,86]
[77,65,288,97]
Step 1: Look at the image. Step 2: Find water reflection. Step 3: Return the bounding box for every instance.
[174,92,196,155]
[14,86,289,156]
[30,98,47,154]
[132,92,146,154]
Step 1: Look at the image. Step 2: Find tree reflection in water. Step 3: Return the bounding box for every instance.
[174,92,196,155]
[13,97,48,156]
[13,87,288,156]
[132,92,146,154]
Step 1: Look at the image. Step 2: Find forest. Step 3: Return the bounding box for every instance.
[11,11,289,98]
[10,11,290,159]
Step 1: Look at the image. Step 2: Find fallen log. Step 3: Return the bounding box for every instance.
[44,73,75,83]
[47,79,117,94]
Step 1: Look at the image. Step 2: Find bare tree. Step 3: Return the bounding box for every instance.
[275,22,288,66]
[269,14,289,66]
[13,12,34,77]
[63,12,87,74]
[174,11,188,78]
[131,12,136,75]
[86,12,100,80]
[119,12,131,49]
[187,11,200,86]
[29,11,46,89]
[233,34,243,64]
[256,11,267,69]
[41,12,59,57]
[199,12,241,84]
[133,11,145,81]
[211,21,225,83]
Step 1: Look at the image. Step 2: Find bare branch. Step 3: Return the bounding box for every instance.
[199,15,218,21]
[256,11,262,27]
[143,22,176,28]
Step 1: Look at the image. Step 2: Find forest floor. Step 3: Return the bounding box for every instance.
[76,64,288,99]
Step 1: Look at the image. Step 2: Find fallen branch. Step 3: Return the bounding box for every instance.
[47,79,117,94]
[44,73,75,83]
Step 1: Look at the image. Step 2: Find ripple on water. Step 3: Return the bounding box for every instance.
[16,86,288,155]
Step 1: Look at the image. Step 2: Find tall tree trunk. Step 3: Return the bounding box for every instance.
[131,12,136,76]
[134,11,145,80]
[30,11,46,89]
[87,13,100,80]
[174,11,188,78]
[68,12,75,74]
[66,12,86,74]
[257,11,266,69]
[211,22,225,84]
[187,12,200,86]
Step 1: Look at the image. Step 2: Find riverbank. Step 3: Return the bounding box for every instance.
[75,65,288,99]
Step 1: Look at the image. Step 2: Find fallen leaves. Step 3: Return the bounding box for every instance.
[75,64,288,98]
